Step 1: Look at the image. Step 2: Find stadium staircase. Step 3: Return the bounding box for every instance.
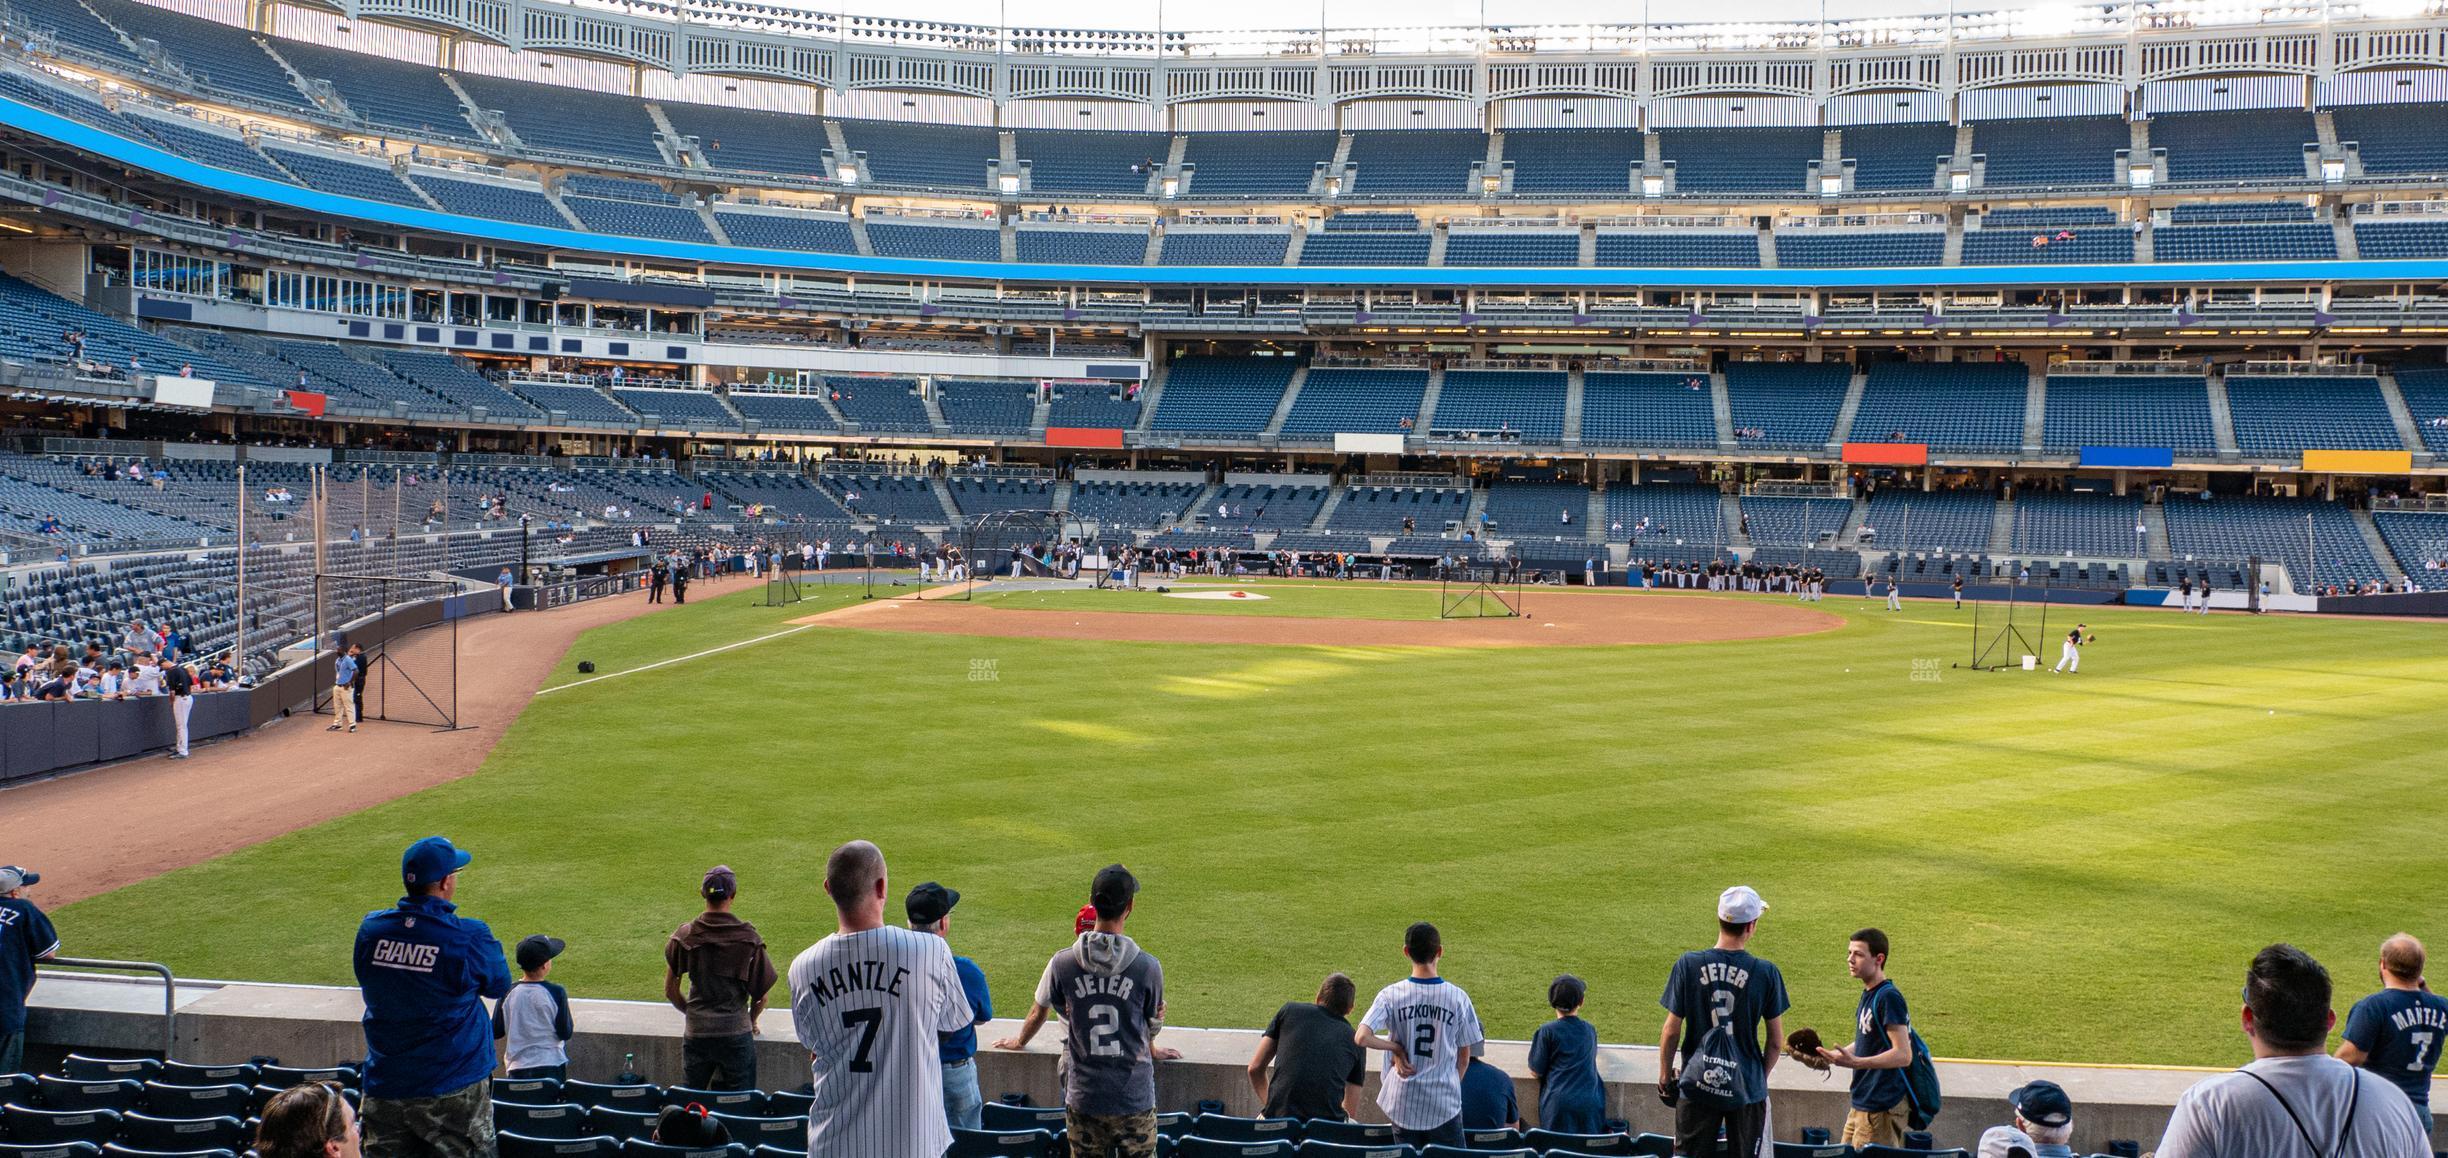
[1987,497,2017,554]
[1159,133,1189,191]
[696,204,731,245]
[2205,375,2243,460]
[1029,389,1052,436]
[1177,480,1223,530]
[926,476,961,523]
[1132,368,1166,432]
[998,218,1017,263]
[2353,508,2409,585]
[1584,484,1607,539]
[918,387,951,434]
[1140,225,1165,266]
[1051,479,1075,517]
[2333,215,2361,261]
[820,120,862,184]
[1413,367,1444,433]
[2376,373,2428,457]
[258,42,341,118]
[1307,484,1346,531]
[2133,218,2155,263]
[538,183,585,230]
[1829,370,1868,447]
[1321,134,1355,195]
[997,131,1018,189]
[1281,221,1307,265]
[1425,225,1449,267]
[1754,224,1776,268]
[643,104,688,166]
[2021,365,2047,456]
[1838,496,1869,543]
[1578,224,1598,267]
[1260,366,1307,438]
[846,215,875,257]
[808,388,851,430]
[1722,491,1750,549]
[1942,223,1965,265]
[1462,487,1490,535]
[439,74,518,148]
[1708,372,1735,450]
[2142,501,2172,559]
[1560,366,1585,444]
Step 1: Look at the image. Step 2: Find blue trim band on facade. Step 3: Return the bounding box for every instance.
[2080,447,2178,468]
[12,96,2448,291]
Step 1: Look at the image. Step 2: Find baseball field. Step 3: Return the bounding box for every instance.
[51,578,2448,1068]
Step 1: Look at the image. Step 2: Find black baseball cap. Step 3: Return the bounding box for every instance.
[701,865,737,900]
[905,882,960,926]
[516,935,565,971]
[2008,1079,2074,1129]
[1090,864,1138,918]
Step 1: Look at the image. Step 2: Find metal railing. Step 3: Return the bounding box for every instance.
[38,957,178,1058]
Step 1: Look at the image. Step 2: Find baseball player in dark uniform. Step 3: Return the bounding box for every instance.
[2052,625,2091,674]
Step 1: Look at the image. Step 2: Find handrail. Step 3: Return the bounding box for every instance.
[39,957,178,1058]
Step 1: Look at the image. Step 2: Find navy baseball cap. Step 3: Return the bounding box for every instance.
[906,882,959,926]
[1090,864,1138,917]
[515,935,566,971]
[0,866,37,890]
[2009,1079,2074,1129]
[402,836,472,887]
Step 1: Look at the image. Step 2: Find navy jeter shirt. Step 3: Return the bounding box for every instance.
[1849,981,1911,1112]
[2343,987,2448,1109]
[0,896,60,1036]
[1659,948,1790,1105]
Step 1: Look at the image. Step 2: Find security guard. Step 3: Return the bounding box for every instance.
[353,836,512,1158]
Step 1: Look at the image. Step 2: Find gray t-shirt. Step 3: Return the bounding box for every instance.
[2157,1054,2428,1158]
[1033,932,1164,1117]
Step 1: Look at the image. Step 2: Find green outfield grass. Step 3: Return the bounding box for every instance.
[972,582,1444,620]
[56,582,2448,1067]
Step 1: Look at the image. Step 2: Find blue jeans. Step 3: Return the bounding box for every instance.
[941,1058,983,1131]
[0,1030,22,1076]
[682,1033,756,1091]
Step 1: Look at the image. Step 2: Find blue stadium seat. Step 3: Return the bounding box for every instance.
[836,118,997,190]
[1419,1150,1530,1158]
[704,1115,803,1151]
[1522,1128,1642,1155]
[409,173,569,230]
[2041,376,2218,456]
[1726,362,1849,447]
[1296,1121,1394,1145]
[1853,362,2028,453]
[2152,109,2316,183]
[1580,372,1715,447]
[148,1068,253,1092]
[1149,357,1297,434]
[1971,116,2127,187]
[943,1128,1056,1158]
[98,1147,231,1158]
[1843,122,1954,191]
[492,1078,565,1105]
[494,1103,590,1139]
[2163,495,2390,590]
[1187,1116,1300,1144]
[2331,101,2448,175]
[583,1108,659,1142]
[1442,231,1579,267]
[1771,1145,1850,1158]
[0,1107,122,1146]
[0,1147,102,1158]
[1015,129,1166,195]
[1658,127,1819,193]
[271,41,475,140]
[1160,230,1290,266]
[761,1093,812,1121]
[977,1104,1067,1132]
[499,1134,622,1158]
[1740,497,1853,547]
[566,196,713,244]
[1857,1147,1970,1158]
[1863,490,1996,553]
[92,0,300,106]
[2352,218,2448,260]
[747,1146,800,1158]
[1774,231,1945,268]
[262,146,428,207]
[2152,223,2335,262]
[1014,226,1149,265]
[660,104,822,176]
[1456,1127,1526,1150]
[1344,131,1483,195]
[714,210,858,254]
[1170,1140,1293,1158]
[452,74,663,165]
[1593,231,1760,268]
[112,1116,245,1155]
[2224,376,2400,454]
[659,1090,763,1117]
[1502,129,1641,194]
[58,1060,159,1085]
[1180,132,1337,196]
[1963,211,2134,265]
[1429,371,1567,441]
[1299,220,1432,267]
[865,219,1001,262]
[34,1078,142,1112]
[1290,1143,1405,1158]
[615,1142,745,1158]
[1280,369,1426,437]
[2011,492,2144,556]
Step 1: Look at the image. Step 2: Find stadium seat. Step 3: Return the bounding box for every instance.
[1772,1144,1849,1158]
[1,1107,122,1146]
[1457,1128,1524,1150]
[137,1085,250,1119]
[1291,1143,1406,1158]
[255,1068,352,1090]
[584,1109,659,1142]
[1626,1136,1674,1156]
[1190,1116,1301,1143]
[747,1146,802,1158]
[112,1114,246,1154]
[1524,1130,1642,1155]
[1298,1121,1394,1144]
[99,1148,233,1158]
[494,1103,592,1139]
[761,1092,813,1120]
[0,1146,103,1158]
[1420,1149,1533,1158]
[1859,1148,1971,1158]
[0,1077,35,1105]
[58,1061,158,1085]
[659,1090,763,1117]
[35,1079,143,1113]
[498,1133,622,1158]
[1170,1140,1294,1158]
[564,1083,662,1113]
[943,1128,1058,1158]
[704,1115,803,1151]
[617,1142,747,1158]
[979,1104,1068,1132]
[493,1078,566,1105]
[1155,1111,1195,1139]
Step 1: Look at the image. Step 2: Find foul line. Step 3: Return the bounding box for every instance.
[534,624,817,696]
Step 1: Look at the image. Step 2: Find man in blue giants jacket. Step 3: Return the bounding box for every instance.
[354,836,513,1158]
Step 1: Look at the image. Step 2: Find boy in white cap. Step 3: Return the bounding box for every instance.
[1658,886,1789,1158]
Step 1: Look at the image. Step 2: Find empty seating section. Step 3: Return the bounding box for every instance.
[1864,490,1995,552]
[2041,376,2219,455]
[262,146,425,206]
[1014,227,1148,265]
[1279,369,1426,437]
[1740,497,1854,546]
[1149,357,1296,433]
[823,376,932,432]
[1179,132,1336,197]
[1984,207,2117,228]
[659,103,822,176]
[1659,127,1819,193]
[1441,232,1579,267]
[712,211,857,253]
[2351,218,2448,259]
[2392,368,2448,455]
[1344,131,1483,195]
[1159,230,1290,266]
[1068,481,1200,529]
[1594,231,1760,268]
[1972,116,2128,187]
[945,475,1054,513]
[2372,510,2448,574]
[270,340,455,414]
[1481,482,1592,538]
[1852,362,2028,452]
[1606,484,1723,545]
[2169,201,2316,223]
[566,196,713,243]
[702,471,850,521]
[0,463,223,543]
[1501,130,1640,194]
[1725,362,1849,448]
[270,41,474,140]
[0,276,266,387]
[6,0,145,68]
[837,118,997,190]
[2152,223,2336,262]
[1206,483,1326,528]
[2164,496,2388,589]
[1015,130,1165,194]
[1325,487,1469,533]
[1430,371,1566,440]
[2012,491,2144,555]
[610,388,734,427]
[121,117,289,183]
[1298,220,1431,266]
[864,219,1000,262]
[0,70,121,130]
[934,379,1035,433]
[1843,122,1954,191]
[509,382,636,424]
[2152,110,2315,183]
[564,175,678,203]
[1046,386,1142,429]
[452,75,663,165]
[725,391,838,431]
[1774,231,1944,268]
[156,328,297,393]
[372,350,544,420]
[2224,376,2402,454]
[409,173,569,229]
[91,0,300,107]
[1579,373,1715,447]
[823,474,948,523]
[2330,101,2448,175]
[1963,210,2135,265]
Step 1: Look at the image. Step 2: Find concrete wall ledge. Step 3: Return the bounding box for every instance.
[28,973,2447,1153]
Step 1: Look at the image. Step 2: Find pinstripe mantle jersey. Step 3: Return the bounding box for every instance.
[787,926,974,1158]
[1361,976,1485,1130]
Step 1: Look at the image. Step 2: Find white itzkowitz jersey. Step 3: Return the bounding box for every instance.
[1361,976,1485,1130]
[788,926,976,1158]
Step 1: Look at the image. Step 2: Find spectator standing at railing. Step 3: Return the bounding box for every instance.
[0,866,60,1074]
[353,837,513,1158]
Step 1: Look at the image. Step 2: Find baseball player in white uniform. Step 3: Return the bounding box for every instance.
[2052,624,2090,674]
[1356,922,1485,1149]
[1884,577,1902,612]
[788,840,976,1158]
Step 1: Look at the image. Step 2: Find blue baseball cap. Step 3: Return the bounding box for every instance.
[402,836,472,887]
[2008,1079,2074,1129]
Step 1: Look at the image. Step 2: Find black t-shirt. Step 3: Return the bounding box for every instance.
[1261,1001,1366,1121]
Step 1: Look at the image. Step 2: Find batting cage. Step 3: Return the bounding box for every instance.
[1968,574,2053,671]
[956,509,1088,600]
[1438,555,1525,619]
[313,573,465,730]
[762,547,804,607]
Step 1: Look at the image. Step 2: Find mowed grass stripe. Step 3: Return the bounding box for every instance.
[52,585,2448,1068]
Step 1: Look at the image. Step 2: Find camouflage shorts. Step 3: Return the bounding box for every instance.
[362,1078,495,1158]
[1064,1109,1156,1158]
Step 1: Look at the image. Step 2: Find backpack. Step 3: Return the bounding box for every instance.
[1891,995,1942,1131]
[1675,1019,1759,1110]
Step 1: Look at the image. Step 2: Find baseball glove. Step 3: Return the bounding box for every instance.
[1786,1027,1832,1071]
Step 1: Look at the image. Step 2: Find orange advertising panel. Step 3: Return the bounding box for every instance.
[1045,426,1126,448]
[2301,449,2413,474]
[1840,442,1930,466]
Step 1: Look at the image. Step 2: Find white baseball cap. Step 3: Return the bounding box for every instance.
[1717,885,1768,924]
[1978,1126,2038,1158]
